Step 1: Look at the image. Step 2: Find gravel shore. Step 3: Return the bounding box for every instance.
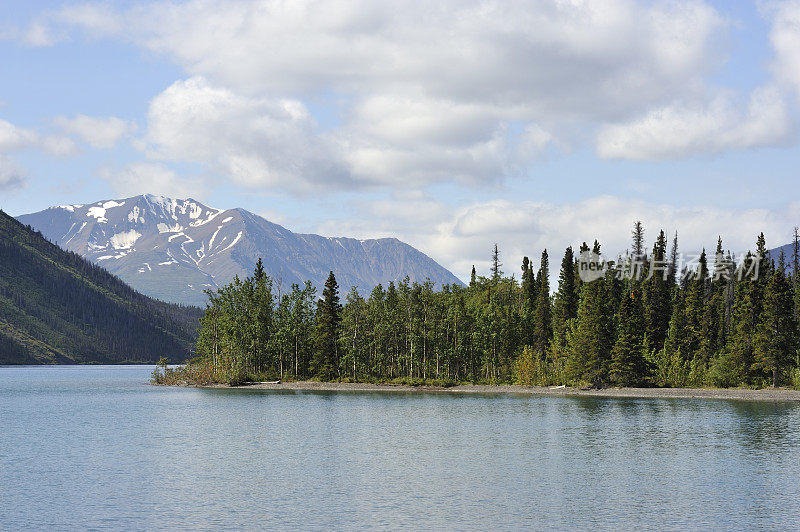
[204,381,800,402]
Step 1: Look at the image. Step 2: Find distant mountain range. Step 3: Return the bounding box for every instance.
[0,209,200,364]
[18,194,463,306]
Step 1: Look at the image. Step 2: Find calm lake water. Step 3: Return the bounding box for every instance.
[2,366,800,530]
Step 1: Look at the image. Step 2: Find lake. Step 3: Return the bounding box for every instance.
[2,365,800,530]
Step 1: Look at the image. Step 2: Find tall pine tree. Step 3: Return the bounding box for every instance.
[610,286,650,386]
[312,271,342,380]
[753,253,797,387]
[532,250,552,357]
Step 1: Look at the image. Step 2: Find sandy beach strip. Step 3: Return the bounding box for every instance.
[200,381,800,402]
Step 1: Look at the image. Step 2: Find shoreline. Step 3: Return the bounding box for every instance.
[199,380,800,402]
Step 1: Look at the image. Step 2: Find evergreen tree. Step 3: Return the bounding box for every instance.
[491,244,503,282]
[793,227,800,324]
[753,254,797,387]
[311,271,342,380]
[667,232,679,286]
[520,256,535,345]
[610,286,649,386]
[632,221,645,259]
[552,246,578,349]
[252,258,274,371]
[532,250,552,357]
[721,252,759,385]
[642,230,671,352]
[630,221,646,280]
[567,243,613,387]
[684,250,709,358]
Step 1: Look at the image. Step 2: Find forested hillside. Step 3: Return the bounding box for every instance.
[0,210,202,364]
[178,225,800,389]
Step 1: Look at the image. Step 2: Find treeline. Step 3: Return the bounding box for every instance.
[0,209,202,364]
[188,225,800,389]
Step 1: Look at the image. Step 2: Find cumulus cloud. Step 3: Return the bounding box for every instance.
[596,85,793,159]
[144,77,349,192]
[0,118,78,157]
[55,114,134,149]
[0,119,39,152]
[316,194,800,282]
[32,0,744,188]
[0,155,26,191]
[770,0,800,98]
[97,162,207,199]
[19,1,800,188]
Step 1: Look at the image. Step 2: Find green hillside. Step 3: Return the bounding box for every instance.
[0,209,202,364]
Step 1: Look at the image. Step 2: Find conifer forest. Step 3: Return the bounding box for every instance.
[189,224,800,389]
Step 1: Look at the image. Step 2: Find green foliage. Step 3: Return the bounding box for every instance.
[610,287,651,386]
[551,246,578,348]
[515,345,564,386]
[0,209,201,365]
[752,261,797,387]
[311,271,342,380]
[186,229,800,390]
[566,263,614,387]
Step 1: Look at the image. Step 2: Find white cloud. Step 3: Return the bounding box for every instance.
[36,0,746,187]
[316,194,800,282]
[20,0,800,187]
[0,155,26,191]
[0,118,78,157]
[22,21,60,47]
[144,77,349,192]
[0,119,39,152]
[97,162,207,199]
[596,85,793,159]
[55,114,134,149]
[770,0,800,98]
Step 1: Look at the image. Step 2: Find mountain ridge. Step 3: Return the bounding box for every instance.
[0,209,200,364]
[18,194,463,306]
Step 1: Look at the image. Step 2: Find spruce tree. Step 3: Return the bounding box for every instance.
[663,290,691,387]
[312,271,342,380]
[722,252,759,385]
[532,249,552,357]
[552,246,578,348]
[252,257,274,371]
[630,221,646,280]
[643,230,671,352]
[684,250,709,357]
[632,221,645,259]
[610,286,649,386]
[567,243,613,387]
[753,254,797,387]
[667,232,679,286]
[793,227,800,324]
[491,244,503,282]
[520,256,535,345]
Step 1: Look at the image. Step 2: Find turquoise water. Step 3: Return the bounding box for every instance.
[2,366,800,530]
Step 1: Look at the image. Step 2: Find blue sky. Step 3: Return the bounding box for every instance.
[2,1,800,280]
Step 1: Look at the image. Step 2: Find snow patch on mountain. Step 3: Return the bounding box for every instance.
[109,229,142,250]
[18,193,464,306]
[87,207,108,223]
[157,222,183,233]
[127,206,145,223]
[190,210,222,227]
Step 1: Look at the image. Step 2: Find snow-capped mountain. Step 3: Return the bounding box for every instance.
[18,194,463,306]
